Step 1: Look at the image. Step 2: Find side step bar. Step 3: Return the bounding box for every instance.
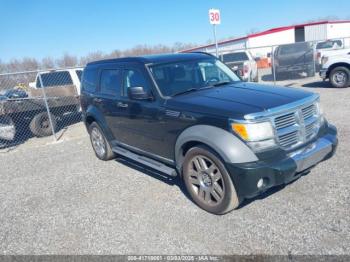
[112,146,178,177]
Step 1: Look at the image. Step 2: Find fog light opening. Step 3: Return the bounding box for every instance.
[257,178,269,189]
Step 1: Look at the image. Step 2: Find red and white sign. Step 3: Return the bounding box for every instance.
[209,9,220,25]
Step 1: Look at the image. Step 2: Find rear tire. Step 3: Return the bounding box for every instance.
[29,112,57,137]
[182,145,240,214]
[329,66,350,88]
[89,122,115,161]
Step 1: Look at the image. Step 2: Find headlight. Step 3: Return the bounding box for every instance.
[321,56,328,65]
[231,121,274,141]
[230,121,277,151]
[315,101,326,126]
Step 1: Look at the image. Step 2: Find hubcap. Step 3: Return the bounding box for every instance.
[187,155,225,206]
[91,127,106,157]
[333,71,347,85]
[41,117,50,129]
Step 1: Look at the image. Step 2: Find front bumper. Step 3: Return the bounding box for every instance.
[319,69,328,79]
[276,63,313,73]
[226,123,338,201]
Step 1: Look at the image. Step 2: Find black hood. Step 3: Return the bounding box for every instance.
[165,82,314,119]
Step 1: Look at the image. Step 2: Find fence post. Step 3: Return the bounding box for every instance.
[271,46,276,85]
[38,74,57,142]
[313,41,317,76]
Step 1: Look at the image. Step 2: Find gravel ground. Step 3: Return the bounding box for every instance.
[0,78,349,255]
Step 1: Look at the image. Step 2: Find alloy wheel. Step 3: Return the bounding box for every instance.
[91,127,106,157]
[187,155,225,206]
[333,71,347,86]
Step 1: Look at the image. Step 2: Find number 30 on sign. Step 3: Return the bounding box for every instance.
[209,9,220,25]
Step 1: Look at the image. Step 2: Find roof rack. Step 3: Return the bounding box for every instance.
[189,51,217,58]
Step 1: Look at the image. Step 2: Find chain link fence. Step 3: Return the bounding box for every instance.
[0,68,83,149]
[206,37,350,84]
[1,37,350,150]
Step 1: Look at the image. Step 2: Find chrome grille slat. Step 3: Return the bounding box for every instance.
[275,112,296,129]
[279,131,299,147]
[274,102,320,150]
[302,104,316,119]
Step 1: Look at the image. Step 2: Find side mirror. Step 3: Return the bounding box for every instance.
[254,57,261,62]
[127,86,152,100]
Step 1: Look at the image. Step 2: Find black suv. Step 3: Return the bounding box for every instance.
[81,53,337,214]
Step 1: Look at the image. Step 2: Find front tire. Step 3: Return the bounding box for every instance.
[89,122,115,161]
[329,66,350,88]
[182,145,240,214]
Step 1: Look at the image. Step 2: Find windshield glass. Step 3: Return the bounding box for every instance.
[149,58,240,97]
[222,52,249,62]
[316,40,342,50]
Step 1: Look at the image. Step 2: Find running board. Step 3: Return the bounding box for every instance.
[112,146,178,177]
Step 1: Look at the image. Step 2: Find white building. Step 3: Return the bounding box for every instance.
[182,20,350,57]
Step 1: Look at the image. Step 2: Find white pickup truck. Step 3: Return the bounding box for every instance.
[319,48,350,88]
[29,68,83,95]
[315,39,344,70]
[220,50,258,82]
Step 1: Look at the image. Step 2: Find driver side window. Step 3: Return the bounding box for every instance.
[123,69,149,97]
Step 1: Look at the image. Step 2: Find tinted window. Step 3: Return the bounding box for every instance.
[123,69,149,96]
[222,52,249,62]
[82,67,97,92]
[100,69,121,96]
[316,40,343,49]
[279,43,310,55]
[150,58,239,97]
[76,70,83,81]
[39,71,73,87]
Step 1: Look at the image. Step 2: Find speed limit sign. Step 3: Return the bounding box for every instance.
[209,9,220,25]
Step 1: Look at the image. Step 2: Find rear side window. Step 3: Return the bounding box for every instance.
[222,52,249,62]
[280,43,310,55]
[76,70,83,81]
[82,67,97,93]
[100,69,122,96]
[38,71,73,87]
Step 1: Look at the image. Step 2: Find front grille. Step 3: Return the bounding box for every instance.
[302,104,317,119]
[275,112,296,129]
[278,131,299,148]
[274,102,320,150]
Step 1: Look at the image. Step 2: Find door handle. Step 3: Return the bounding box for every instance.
[117,102,128,108]
[93,98,102,103]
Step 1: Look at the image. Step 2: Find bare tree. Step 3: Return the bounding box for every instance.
[0,42,199,73]
[41,57,56,69]
[80,51,105,65]
[56,53,78,68]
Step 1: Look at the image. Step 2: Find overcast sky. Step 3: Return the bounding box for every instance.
[1,0,349,62]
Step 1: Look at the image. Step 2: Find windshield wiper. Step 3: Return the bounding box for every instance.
[172,86,212,97]
[172,88,198,97]
[210,81,232,87]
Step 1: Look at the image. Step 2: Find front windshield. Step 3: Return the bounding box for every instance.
[149,58,240,97]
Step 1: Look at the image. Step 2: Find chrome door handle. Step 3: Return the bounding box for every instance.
[93,98,102,103]
[117,102,128,108]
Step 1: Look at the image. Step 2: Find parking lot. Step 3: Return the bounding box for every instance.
[0,78,349,255]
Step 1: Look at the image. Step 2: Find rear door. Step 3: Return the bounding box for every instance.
[95,68,124,140]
